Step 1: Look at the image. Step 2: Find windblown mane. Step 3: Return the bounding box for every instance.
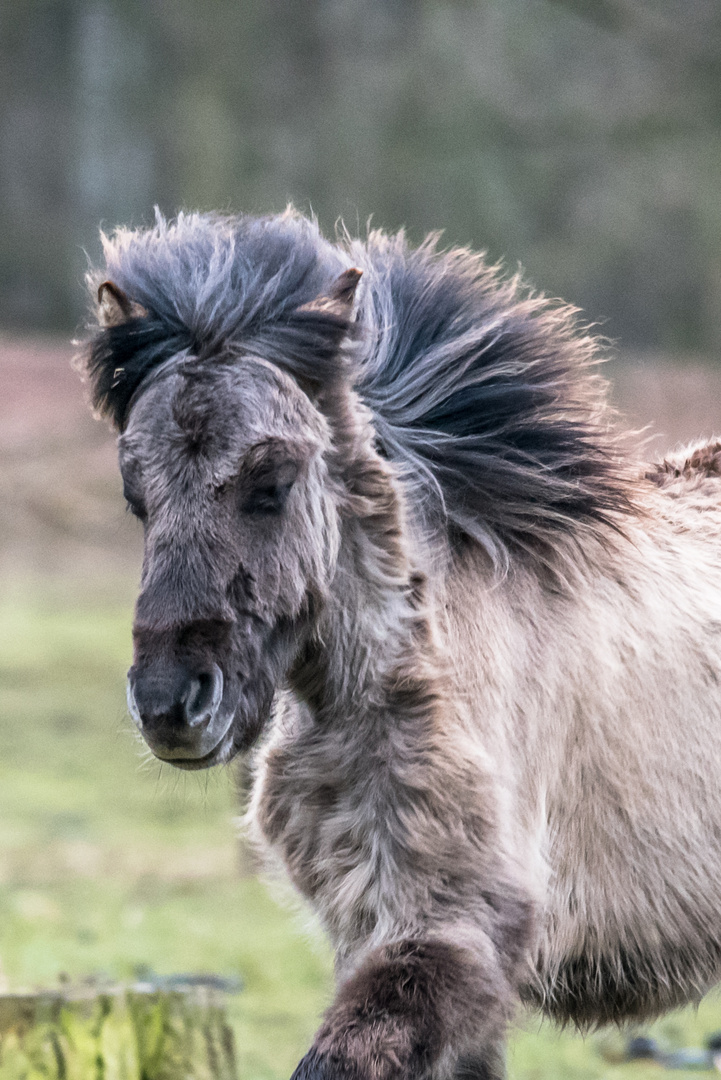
[80,209,636,568]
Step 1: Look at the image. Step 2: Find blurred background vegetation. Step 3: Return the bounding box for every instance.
[3,1,721,1077]
[2,0,721,353]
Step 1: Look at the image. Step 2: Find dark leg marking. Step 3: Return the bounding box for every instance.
[455,1046,506,1080]
[291,939,504,1080]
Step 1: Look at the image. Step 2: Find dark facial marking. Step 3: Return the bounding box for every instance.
[171,368,222,451]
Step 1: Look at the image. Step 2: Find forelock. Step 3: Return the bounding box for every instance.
[79,209,349,428]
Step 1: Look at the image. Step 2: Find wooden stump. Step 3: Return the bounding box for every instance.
[0,985,237,1079]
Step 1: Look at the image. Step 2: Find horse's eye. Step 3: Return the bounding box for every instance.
[240,461,298,515]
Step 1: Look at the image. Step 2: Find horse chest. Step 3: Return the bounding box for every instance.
[254,729,385,933]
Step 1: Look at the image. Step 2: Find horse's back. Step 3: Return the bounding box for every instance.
[645,439,721,498]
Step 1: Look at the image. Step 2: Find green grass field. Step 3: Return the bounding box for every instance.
[2,583,721,1079]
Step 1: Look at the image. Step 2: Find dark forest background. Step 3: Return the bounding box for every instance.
[2,0,721,354]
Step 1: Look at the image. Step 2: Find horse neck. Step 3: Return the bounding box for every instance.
[289,430,444,730]
[292,550,443,739]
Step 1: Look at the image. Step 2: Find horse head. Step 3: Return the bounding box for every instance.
[84,225,363,768]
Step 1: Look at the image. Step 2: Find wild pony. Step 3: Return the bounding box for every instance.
[78,210,721,1080]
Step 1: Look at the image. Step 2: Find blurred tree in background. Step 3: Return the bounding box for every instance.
[1,0,719,351]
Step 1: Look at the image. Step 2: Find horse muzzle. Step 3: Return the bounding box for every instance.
[126,662,235,768]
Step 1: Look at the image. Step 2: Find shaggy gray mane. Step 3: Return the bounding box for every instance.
[82,208,636,569]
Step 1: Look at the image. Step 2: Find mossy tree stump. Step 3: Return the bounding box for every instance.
[0,985,237,1079]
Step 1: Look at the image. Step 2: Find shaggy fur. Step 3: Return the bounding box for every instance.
[78,209,721,1080]
[84,209,636,571]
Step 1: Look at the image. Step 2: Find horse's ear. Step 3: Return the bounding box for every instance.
[97,280,147,327]
[297,268,363,319]
[282,268,363,397]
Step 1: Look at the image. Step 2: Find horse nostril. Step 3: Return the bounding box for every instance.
[182,664,224,728]
[126,661,233,764]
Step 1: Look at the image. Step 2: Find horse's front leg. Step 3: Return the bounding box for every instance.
[290,936,513,1080]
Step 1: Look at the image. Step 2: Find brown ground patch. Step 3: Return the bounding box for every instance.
[609,356,721,456]
[0,334,141,583]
